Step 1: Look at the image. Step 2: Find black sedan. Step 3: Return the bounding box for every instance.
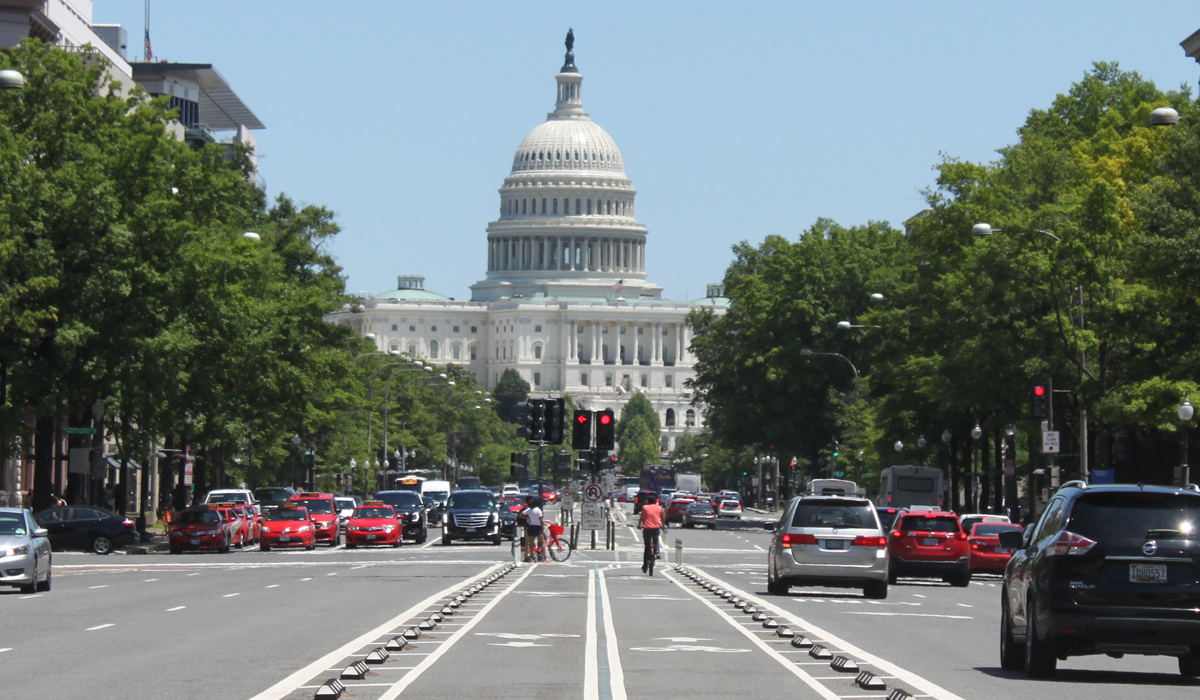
[34,506,138,554]
[372,491,428,543]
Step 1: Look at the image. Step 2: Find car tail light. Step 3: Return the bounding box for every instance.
[970,540,981,549]
[782,533,817,548]
[123,519,135,527]
[1046,530,1096,556]
[852,536,887,547]
[954,532,968,540]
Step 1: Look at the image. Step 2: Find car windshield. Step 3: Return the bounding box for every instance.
[376,492,422,508]
[687,503,711,512]
[336,499,356,510]
[177,511,221,525]
[354,507,395,519]
[974,524,1023,537]
[1068,492,1200,540]
[267,509,308,521]
[254,488,291,505]
[899,516,960,533]
[448,493,495,509]
[0,513,27,535]
[291,498,334,514]
[792,501,874,528]
[208,492,248,503]
[876,509,899,529]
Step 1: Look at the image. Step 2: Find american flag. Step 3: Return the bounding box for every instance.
[145,29,153,61]
[613,279,623,292]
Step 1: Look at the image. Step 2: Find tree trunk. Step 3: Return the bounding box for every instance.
[33,415,55,510]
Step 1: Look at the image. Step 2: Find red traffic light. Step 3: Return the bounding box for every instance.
[1033,385,1046,397]
[576,414,590,424]
[599,414,612,425]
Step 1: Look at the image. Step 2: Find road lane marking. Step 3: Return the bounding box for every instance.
[699,571,968,700]
[663,571,840,700]
[166,606,186,612]
[143,578,157,582]
[223,593,240,598]
[376,565,535,699]
[327,572,337,576]
[585,567,598,700]
[596,566,628,700]
[86,624,114,631]
[248,562,504,700]
[187,573,199,576]
[845,612,973,619]
[300,578,312,581]
[912,594,926,598]
[0,648,11,653]
[89,585,108,589]
[265,584,279,588]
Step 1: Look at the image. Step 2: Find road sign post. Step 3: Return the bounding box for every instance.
[580,482,604,539]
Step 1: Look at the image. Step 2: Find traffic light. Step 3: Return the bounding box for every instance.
[596,409,616,450]
[572,410,593,450]
[510,451,529,479]
[530,399,547,442]
[544,398,566,444]
[831,438,839,459]
[515,401,534,440]
[1031,382,1049,419]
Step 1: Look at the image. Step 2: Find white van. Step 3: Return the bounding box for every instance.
[204,489,255,505]
[422,480,452,503]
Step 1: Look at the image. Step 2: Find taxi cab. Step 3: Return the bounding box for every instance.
[215,502,249,548]
[287,492,341,546]
[345,502,402,548]
[169,504,237,554]
[259,504,316,551]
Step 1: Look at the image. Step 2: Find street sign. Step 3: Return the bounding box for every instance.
[562,485,573,498]
[581,502,604,530]
[834,471,845,478]
[583,483,603,502]
[1042,430,1060,454]
[62,427,93,435]
[1003,458,1015,477]
[184,454,195,486]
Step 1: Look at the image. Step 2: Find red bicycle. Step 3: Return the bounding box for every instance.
[517,521,572,562]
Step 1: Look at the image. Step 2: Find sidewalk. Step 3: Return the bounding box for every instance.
[125,530,170,555]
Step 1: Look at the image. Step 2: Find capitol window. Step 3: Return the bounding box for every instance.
[391,324,398,331]
[577,326,583,333]
[408,344,416,356]
[662,328,668,335]
[469,345,477,360]
[534,345,542,360]
[665,374,673,388]
[665,409,676,427]
[602,326,608,334]
[409,325,415,332]
[431,326,437,332]
[453,326,459,333]
[534,373,541,386]
[580,373,588,386]
[605,373,613,387]
[430,341,439,359]
[452,344,461,360]
[553,199,558,214]
[685,409,696,427]
[637,327,643,335]
[575,198,581,214]
[619,327,625,335]
[471,326,477,333]
[641,374,648,387]
[390,343,399,352]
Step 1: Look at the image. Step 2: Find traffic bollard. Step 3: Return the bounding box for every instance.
[675,538,683,567]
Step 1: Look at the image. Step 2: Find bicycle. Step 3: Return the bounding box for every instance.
[517,521,572,562]
[642,528,660,576]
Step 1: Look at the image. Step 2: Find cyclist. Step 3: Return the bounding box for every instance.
[638,493,663,575]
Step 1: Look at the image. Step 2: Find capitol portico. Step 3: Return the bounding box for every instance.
[328,33,726,450]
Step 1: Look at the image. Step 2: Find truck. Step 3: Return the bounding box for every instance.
[805,478,865,497]
[639,465,676,494]
[674,472,701,494]
[877,465,944,509]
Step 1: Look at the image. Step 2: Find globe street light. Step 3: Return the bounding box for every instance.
[1178,392,1194,487]
[917,435,927,466]
[799,348,859,378]
[894,440,903,453]
[1150,106,1180,126]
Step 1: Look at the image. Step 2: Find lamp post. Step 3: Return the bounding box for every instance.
[799,349,859,377]
[349,458,358,497]
[1178,392,1194,487]
[942,429,953,510]
[894,440,903,455]
[1003,425,1018,519]
[970,422,983,512]
[91,399,105,507]
[917,435,927,466]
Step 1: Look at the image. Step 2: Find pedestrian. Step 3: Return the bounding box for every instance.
[638,494,663,574]
[522,497,545,562]
[47,492,66,508]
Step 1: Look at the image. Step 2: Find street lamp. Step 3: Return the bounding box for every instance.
[836,320,880,330]
[1150,106,1180,126]
[1178,392,1194,487]
[291,433,301,489]
[970,223,1060,242]
[0,69,25,90]
[971,422,982,512]
[917,435,927,466]
[941,429,953,509]
[242,231,261,241]
[799,348,859,377]
[894,440,903,453]
[91,399,105,507]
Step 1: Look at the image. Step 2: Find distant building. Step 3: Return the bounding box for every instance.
[328,37,727,451]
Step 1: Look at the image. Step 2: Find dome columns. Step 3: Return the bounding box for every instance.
[487,234,646,275]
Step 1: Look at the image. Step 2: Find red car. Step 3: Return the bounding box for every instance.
[345,502,402,548]
[887,509,971,586]
[288,492,341,546]
[238,504,261,545]
[259,504,316,550]
[968,521,1024,574]
[215,502,249,548]
[665,498,692,526]
[541,487,558,504]
[169,505,237,554]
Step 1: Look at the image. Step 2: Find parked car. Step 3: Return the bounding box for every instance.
[34,505,137,555]
[999,482,1200,678]
[335,497,357,530]
[442,490,502,546]
[203,489,256,506]
[259,504,315,550]
[968,521,1023,574]
[886,509,970,586]
[682,502,717,529]
[253,486,295,512]
[875,507,900,531]
[0,507,52,593]
[767,495,888,599]
[374,490,428,543]
[717,499,743,519]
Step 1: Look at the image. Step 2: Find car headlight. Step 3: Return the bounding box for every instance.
[298,526,311,533]
[383,525,395,532]
[261,525,271,533]
[411,513,420,522]
[3,545,29,557]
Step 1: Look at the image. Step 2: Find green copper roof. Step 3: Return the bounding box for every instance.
[690,296,730,307]
[374,288,452,301]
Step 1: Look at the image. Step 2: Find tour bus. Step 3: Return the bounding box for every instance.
[393,474,426,492]
[877,465,944,509]
[805,478,865,497]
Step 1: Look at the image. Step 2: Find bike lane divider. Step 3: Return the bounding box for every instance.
[684,567,967,700]
[249,562,510,700]
[604,564,835,700]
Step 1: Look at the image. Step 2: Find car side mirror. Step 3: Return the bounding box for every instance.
[764,522,775,531]
[997,530,1024,549]
[33,528,48,538]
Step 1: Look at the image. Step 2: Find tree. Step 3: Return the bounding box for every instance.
[616,393,661,474]
[492,368,530,423]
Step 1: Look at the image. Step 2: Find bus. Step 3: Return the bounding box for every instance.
[393,474,426,492]
[805,478,865,497]
[877,465,944,509]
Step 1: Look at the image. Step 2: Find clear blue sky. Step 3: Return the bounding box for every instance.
[95,2,1199,302]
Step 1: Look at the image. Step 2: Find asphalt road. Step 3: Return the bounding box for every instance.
[2,504,1196,699]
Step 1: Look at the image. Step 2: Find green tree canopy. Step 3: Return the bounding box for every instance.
[492,368,530,423]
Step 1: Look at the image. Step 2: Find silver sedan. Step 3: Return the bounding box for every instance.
[0,507,52,594]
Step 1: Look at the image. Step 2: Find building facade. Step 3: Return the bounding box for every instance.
[329,39,727,451]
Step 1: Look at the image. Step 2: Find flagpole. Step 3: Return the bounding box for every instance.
[144,0,152,62]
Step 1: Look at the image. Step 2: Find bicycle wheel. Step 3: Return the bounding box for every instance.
[547,537,572,562]
[646,548,655,576]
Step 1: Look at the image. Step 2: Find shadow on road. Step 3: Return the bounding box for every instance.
[975,666,1200,687]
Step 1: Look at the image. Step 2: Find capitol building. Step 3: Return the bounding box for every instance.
[329,35,727,450]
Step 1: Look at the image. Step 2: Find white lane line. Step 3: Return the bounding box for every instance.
[701,572,967,700]
[143,578,158,582]
[266,584,279,589]
[0,648,11,653]
[249,562,504,700]
[663,571,840,700]
[223,593,240,598]
[912,594,926,598]
[752,544,765,551]
[187,573,199,576]
[166,606,186,612]
[376,565,535,700]
[89,585,108,589]
[597,568,628,700]
[845,612,973,619]
[18,594,41,599]
[585,567,598,700]
[300,578,312,581]
[351,565,368,570]
[327,573,338,576]
[86,624,114,631]
[957,603,973,608]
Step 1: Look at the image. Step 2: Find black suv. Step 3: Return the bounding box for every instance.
[441,490,502,546]
[998,482,1200,678]
[373,491,428,544]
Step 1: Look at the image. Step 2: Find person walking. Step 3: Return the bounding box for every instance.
[638,494,663,575]
[521,497,545,562]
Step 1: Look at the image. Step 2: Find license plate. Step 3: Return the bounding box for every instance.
[995,546,1009,554]
[1130,563,1168,583]
[280,535,290,542]
[190,539,199,545]
[922,538,939,546]
[366,535,376,540]
[466,528,477,533]
[824,539,845,550]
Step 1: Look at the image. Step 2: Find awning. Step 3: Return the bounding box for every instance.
[106,456,142,472]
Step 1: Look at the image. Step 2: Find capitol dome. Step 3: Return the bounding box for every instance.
[471,34,662,303]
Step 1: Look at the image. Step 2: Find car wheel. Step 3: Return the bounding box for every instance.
[1024,597,1057,678]
[709,523,716,530]
[491,534,502,545]
[887,570,897,585]
[170,547,182,555]
[259,544,270,552]
[219,542,231,554]
[416,528,427,545]
[863,580,888,600]
[392,539,401,548]
[346,543,357,549]
[1180,651,1200,677]
[305,542,315,551]
[441,533,452,546]
[19,581,35,594]
[91,536,113,555]
[950,571,970,588]
[999,591,1025,671]
[36,568,51,593]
